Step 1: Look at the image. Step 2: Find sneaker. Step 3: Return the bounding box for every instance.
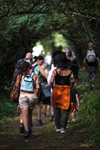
[61,129,66,133]
[20,123,24,133]
[56,129,61,132]
[37,120,43,126]
[42,113,46,117]
[61,127,66,133]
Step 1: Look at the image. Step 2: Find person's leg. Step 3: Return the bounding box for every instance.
[43,104,46,116]
[19,94,30,137]
[37,103,41,120]
[19,113,24,133]
[74,79,78,87]
[21,107,29,131]
[60,109,70,132]
[28,109,33,132]
[37,103,43,125]
[55,108,61,130]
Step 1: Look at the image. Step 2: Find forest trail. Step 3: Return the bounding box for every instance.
[0,105,94,150]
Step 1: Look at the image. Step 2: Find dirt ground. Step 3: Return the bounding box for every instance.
[0,106,94,150]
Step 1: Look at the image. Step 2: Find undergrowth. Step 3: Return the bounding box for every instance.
[0,82,17,123]
[77,71,100,150]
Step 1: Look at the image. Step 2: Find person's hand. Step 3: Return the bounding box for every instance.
[78,103,80,107]
[83,66,85,70]
[45,84,50,88]
[11,81,15,87]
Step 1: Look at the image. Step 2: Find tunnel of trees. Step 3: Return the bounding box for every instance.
[0,0,100,84]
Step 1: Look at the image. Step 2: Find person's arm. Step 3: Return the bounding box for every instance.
[38,66,48,79]
[75,94,80,107]
[33,74,40,95]
[15,75,21,88]
[83,58,86,70]
[97,57,100,70]
[11,68,17,86]
[50,70,56,88]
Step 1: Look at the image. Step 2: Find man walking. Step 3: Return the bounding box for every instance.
[83,43,100,81]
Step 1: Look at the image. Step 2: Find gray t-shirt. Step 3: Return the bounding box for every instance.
[41,83,51,97]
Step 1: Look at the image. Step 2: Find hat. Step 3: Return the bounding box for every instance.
[25,59,31,66]
[54,54,71,68]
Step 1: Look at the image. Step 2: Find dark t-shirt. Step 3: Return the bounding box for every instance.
[71,88,78,103]
[52,50,65,58]
[70,65,79,75]
[84,49,98,66]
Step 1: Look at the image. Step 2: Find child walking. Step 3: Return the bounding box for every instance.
[70,58,84,87]
[41,77,51,117]
[67,85,80,124]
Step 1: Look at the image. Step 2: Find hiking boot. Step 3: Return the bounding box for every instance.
[37,120,43,126]
[20,123,24,133]
[23,130,29,138]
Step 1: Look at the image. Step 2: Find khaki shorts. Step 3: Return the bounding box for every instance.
[19,94,37,109]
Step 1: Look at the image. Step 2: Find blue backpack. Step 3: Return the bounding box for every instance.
[20,72,34,92]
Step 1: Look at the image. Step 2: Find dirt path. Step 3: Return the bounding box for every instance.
[0,106,94,150]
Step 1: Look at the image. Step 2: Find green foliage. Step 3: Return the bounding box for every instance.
[0,85,17,123]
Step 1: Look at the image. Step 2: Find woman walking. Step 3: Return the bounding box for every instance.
[31,55,48,125]
[50,54,74,133]
[15,60,39,138]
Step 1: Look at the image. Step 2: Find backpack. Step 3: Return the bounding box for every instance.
[86,50,96,63]
[20,72,34,92]
[31,64,39,73]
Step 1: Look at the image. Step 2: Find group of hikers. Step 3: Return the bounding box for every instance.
[11,43,100,138]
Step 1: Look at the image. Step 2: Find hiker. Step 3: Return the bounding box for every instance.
[52,45,65,60]
[83,42,100,81]
[67,85,80,124]
[15,60,39,138]
[45,52,52,72]
[11,52,33,87]
[50,54,75,133]
[67,51,74,61]
[31,55,48,125]
[70,58,84,87]
[11,52,33,133]
[41,77,51,117]
[64,46,75,59]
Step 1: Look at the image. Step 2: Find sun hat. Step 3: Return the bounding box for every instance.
[54,54,71,68]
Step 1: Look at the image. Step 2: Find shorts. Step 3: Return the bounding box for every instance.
[19,94,37,109]
[70,102,76,113]
[74,74,78,79]
[37,83,45,105]
[42,97,50,105]
[87,66,97,81]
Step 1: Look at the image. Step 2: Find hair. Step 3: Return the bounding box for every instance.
[72,58,78,65]
[88,42,93,48]
[18,61,30,76]
[67,51,72,57]
[34,55,44,62]
[25,52,32,59]
[66,46,70,50]
[58,45,63,51]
